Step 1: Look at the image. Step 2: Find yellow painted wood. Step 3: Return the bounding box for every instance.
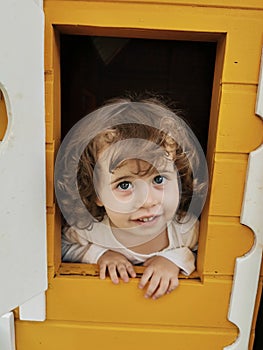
[46,142,55,208]
[206,36,225,164]
[209,153,248,216]
[15,319,237,350]
[0,90,8,140]
[201,216,254,275]
[45,77,54,143]
[40,2,263,350]
[44,25,61,144]
[58,262,200,279]
[47,205,61,271]
[44,1,263,83]
[222,15,263,84]
[216,84,263,153]
[46,274,235,329]
[44,0,263,10]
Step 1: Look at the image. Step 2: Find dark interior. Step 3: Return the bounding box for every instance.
[60,35,217,152]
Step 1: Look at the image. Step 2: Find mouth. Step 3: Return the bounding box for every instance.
[137,216,155,222]
[131,215,161,225]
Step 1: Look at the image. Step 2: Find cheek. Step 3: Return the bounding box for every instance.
[103,207,117,221]
[163,182,180,208]
[104,207,128,227]
[99,188,137,214]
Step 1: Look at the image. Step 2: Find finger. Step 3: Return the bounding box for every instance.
[138,267,153,289]
[144,274,161,299]
[126,264,136,278]
[108,264,119,284]
[99,264,106,280]
[152,278,170,300]
[166,277,179,294]
[117,264,130,283]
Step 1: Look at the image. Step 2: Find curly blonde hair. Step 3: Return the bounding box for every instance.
[55,97,207,229]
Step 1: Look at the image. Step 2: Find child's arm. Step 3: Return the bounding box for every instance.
[62,226,108,263]
[156,217,199,276]
[156,246,196,276]
[62,227,137,283]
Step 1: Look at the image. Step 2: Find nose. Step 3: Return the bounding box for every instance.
[143,185,159,208]
[134,179,159,209]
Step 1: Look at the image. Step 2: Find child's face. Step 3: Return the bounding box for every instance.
[95,157,180,243]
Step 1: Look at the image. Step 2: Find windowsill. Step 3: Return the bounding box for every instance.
[58,262,200,280]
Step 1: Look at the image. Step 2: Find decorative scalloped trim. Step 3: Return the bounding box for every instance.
[224,48,263,349]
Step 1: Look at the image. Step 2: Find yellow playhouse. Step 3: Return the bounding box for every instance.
[0,0,263,349]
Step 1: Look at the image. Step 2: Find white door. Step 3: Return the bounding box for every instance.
[0,0,47,318]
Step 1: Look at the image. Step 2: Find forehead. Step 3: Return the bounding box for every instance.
[111,158,175,177]
[115,159,152,174]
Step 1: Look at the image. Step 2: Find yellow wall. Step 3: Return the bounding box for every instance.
[15,1,263,349]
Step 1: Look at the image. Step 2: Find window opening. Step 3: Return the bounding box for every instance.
[59,34,217,279]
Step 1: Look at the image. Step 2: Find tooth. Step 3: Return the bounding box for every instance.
[140,217,154,222]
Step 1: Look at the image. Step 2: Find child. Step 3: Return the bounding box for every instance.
[55,97,208,300]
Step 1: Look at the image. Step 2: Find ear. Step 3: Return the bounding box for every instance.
[95,197,104,207]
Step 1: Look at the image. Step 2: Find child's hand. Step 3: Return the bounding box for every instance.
[139,256,180,300]
[98,250,136,284]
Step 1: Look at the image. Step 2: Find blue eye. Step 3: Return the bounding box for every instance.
[153,175,165,185]
[117,181,132,191]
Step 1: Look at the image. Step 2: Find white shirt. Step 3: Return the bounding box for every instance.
[62,214,199,275]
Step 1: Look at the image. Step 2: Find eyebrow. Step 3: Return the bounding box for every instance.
[110,175,134,185]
